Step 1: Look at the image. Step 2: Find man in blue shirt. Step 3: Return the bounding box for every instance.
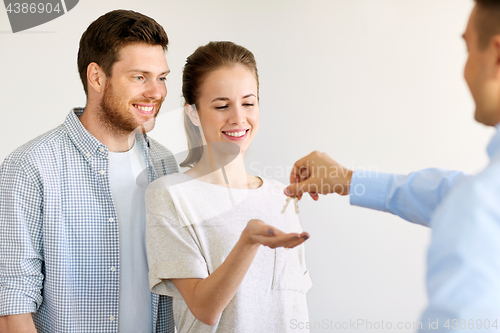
[0,10,177,333]
[285,1,500,331]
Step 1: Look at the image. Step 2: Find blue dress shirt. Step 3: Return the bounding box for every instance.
[350,124,500,332]
[0,109,178,333]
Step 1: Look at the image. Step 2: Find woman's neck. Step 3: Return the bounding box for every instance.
[184,145,261,189]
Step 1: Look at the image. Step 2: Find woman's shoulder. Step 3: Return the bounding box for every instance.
[146,173,190,211]
[148,172,190,191]
[146,174,193,220]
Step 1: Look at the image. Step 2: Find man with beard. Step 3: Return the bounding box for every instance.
[0,10,177,333]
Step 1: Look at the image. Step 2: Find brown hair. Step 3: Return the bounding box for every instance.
[180,41,259,168]
[77,10,169,95]
[474,0,500,49]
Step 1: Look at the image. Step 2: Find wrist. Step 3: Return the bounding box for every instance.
[341,169,354,196]
[239,228,261,249]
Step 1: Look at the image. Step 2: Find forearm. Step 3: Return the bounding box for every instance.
[350,168,471,226]
[0,313,37,333]
[177,237,260,325]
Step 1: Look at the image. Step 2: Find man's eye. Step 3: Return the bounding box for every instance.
[243,103,254,107]
[215,105,228,110]
[134,76,144,81]
[159,77,167,82]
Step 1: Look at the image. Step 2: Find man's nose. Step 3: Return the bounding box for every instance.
[144,81,165,101]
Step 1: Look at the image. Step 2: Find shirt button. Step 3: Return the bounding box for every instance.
[110,267,116,272]
[99,170,105,175]
[100,147,105,152]
[109,316,115,321]
[108,217,114,222]
[86,152,91,158]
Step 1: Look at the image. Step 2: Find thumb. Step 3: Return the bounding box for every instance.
[284,178,313,197]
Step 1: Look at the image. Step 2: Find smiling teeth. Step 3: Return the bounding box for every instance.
[134,105,153,112]
[224,130,247,137]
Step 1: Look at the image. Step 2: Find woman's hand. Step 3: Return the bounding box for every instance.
[171,219,309,325]
[240,219,309,249]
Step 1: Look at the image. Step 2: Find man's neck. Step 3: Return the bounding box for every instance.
[495,122,500,132]
[79,106,136,152]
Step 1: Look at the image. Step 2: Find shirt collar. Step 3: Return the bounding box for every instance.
[486,122,500,160]
[64,108,107,159]
[64,108,151,160]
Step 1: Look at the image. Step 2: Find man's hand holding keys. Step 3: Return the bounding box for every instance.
[284,151,354,200]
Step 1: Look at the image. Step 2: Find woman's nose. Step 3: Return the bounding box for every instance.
[229,105,246,125]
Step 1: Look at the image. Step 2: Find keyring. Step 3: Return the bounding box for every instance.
[281,196,299,214]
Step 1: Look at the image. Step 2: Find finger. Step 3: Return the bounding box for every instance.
[310,193,319,201]
[284,179,312,197]
[298,165,310,179]
[286,232,310,248]
[269,235,307,249]
[252,231,298,247]
[250,233,293,246]
[280,238,306,249]
[265,235,303,249]
[281,232,309,249]
[264,232,309,249]
[289,152,317,185]
[285,234,309,249]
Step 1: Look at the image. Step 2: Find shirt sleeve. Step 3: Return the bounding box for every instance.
[146,185,209,299]
[419,165,500,331]
[0,158,44,316]
[349,168,470,227]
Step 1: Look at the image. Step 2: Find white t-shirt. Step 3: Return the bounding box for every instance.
[146,173,312,333]
[109,142,153,333]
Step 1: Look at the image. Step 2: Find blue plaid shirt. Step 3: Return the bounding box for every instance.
[0,108,178,333]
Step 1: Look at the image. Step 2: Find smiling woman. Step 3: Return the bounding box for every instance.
[180,41,260,169]
[145,41,312,333]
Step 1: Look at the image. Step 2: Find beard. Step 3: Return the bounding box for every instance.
[97,80,164,134]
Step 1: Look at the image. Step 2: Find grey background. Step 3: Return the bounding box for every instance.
[0,0,492,332]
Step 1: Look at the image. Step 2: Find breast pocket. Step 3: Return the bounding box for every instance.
[272,246,312,294]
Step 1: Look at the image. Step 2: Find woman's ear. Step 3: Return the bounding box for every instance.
[185,104,201,127]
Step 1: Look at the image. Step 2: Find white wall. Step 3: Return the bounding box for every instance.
[0,1,492,332]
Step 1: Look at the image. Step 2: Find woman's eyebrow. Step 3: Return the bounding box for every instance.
[211,97,229,103]
[211,94,256,103]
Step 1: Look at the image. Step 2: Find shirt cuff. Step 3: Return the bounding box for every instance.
[349,170,392,212]
[149,260,209,298]
[0,288,38,317]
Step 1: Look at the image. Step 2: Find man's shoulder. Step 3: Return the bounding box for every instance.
[469,158,500,192]
[147,136,174,157]
[3,124,66,167]
[146,136,179,176]
[435,160,500,223]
